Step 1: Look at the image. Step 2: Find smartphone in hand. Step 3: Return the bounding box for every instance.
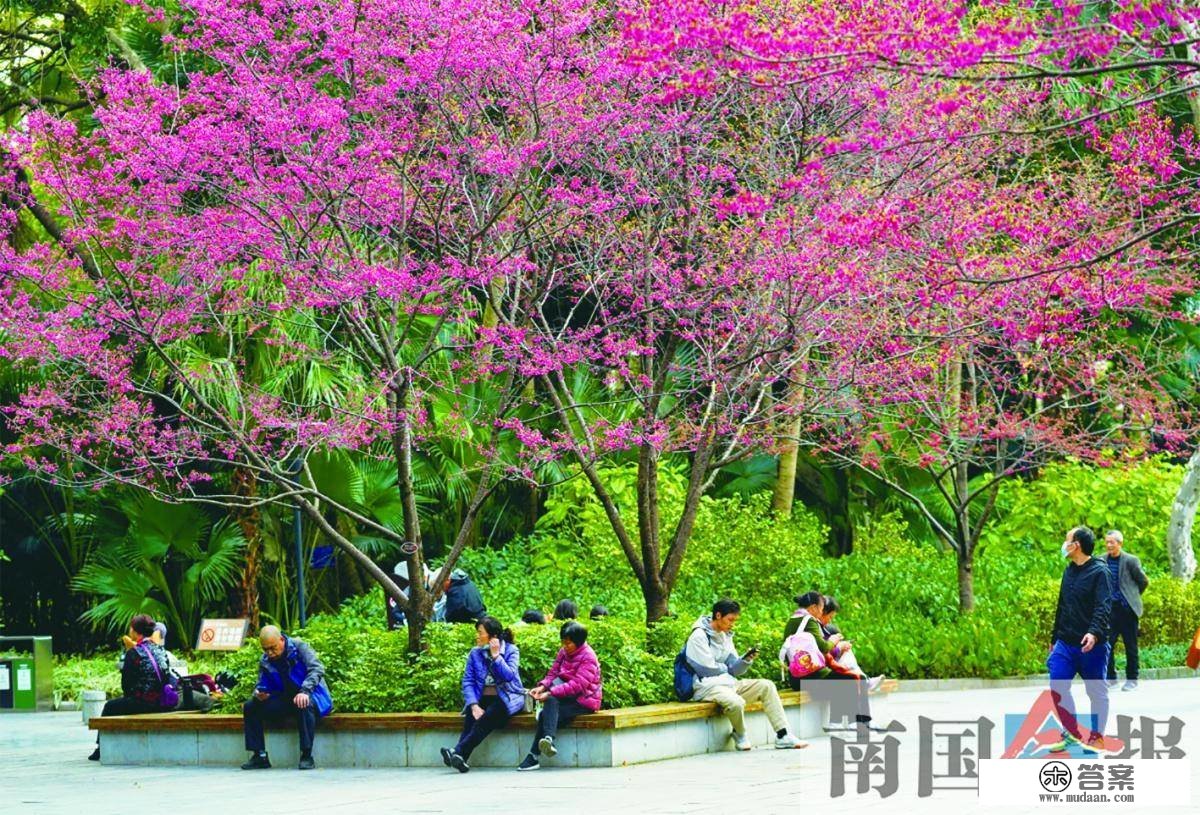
[743,644,760,660]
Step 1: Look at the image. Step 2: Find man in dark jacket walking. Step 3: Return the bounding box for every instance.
[1047,527,1113,754]
[1099,530,1150,691]
[241,626,333,771]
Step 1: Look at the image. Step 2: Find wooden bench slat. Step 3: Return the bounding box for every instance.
[89,691,811,733]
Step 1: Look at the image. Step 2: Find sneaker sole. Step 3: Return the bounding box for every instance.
[441,748,453,768]
[776,742,808,749]
[517,764,541,772]
[538,737,557,757]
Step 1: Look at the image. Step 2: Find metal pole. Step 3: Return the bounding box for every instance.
[293,502,306,628]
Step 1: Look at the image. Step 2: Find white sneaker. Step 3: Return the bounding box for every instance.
[867,675,884,694]
[775,733,808,749]
[732,731,753,751]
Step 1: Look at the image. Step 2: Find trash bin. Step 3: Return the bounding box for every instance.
[81,690,108,725]
[0,661,12,709]
[0,636,54,712]
[8,658,35,710]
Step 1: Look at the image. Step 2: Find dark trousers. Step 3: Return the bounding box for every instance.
[530,695,590,755]
[455,695,513,759]
[792,673,871,723]
[95,697,158,744]
[1106,604,1140,681]
[243,694,317,754]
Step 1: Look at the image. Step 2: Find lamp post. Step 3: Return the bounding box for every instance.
[288,459,306,628]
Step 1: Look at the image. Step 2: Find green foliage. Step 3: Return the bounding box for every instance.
[71,494,245,640]
[213,609,677,713]
[984,458,1182,571]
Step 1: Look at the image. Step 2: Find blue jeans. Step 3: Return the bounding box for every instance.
[1047,639,1111,739]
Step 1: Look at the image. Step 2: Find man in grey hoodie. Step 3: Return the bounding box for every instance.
[685,598,807,751]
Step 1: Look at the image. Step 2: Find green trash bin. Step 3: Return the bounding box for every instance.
[0,636,54,712]
[9,658,36,710]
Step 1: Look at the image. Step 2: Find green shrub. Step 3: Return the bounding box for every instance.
[984,458,1181,572]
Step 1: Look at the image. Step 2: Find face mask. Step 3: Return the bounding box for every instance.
[1061,542,1073,558]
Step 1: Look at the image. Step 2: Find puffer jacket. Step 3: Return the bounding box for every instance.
[255,636,334,717]
[462,641,525,715]
[539,643,603,711]
[121,640,173,704]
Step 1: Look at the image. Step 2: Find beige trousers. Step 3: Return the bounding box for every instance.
[695,678,788,735]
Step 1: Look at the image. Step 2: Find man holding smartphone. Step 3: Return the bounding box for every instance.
[240,625,333,771]
[684,598,807,751]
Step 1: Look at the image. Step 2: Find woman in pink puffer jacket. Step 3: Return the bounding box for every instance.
[517,621,603,770]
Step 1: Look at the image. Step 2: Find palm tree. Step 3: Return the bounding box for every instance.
[72,494,245,643]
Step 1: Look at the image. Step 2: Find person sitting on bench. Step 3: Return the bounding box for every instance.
[88,614,175,762]
[240,625,333,771]
[517,622,602,771]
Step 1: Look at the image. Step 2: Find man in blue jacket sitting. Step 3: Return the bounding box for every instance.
[241,625,333,771]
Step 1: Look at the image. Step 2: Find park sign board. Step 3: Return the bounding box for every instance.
[195,618,250,651]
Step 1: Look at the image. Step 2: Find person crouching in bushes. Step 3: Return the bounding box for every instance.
[685,598,808,751]
[517,622,602,771]
[441,616,525,773]
[782,592,877,735]
[89,614,177,762]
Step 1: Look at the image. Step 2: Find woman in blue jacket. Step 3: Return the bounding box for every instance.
[441,616,525,773]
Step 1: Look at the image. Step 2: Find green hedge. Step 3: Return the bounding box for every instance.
[56,462,1200,710]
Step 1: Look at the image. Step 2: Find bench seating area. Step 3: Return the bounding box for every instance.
[91,690,822,768]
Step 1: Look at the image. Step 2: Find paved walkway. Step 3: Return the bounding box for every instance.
[1,679,1197,814]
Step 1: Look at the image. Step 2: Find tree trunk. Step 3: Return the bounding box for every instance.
[642,578,671,624]
[231,468,262,630]
[394,380,430,653]
[1166,446,1200,583]
[956,545,975,612]
[772,415,803,516]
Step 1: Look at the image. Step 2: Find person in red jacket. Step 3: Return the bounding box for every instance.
[517,621,602,771]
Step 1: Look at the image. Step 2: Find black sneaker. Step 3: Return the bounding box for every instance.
[298,754,315,770]
[517,753,540,771]
[449,751,470,773]
[538,735,557,757]
[88,747,100,762]
[241,752,271,770]
[441,747,454,768]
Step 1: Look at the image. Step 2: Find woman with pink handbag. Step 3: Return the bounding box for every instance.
[780,592,880,734]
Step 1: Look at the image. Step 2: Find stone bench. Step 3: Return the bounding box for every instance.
[90,690,820,768]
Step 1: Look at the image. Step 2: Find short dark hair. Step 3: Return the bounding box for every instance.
[553,599,578,621]
[521,609,546,625]
[712,598,741,618]
[822,595,840,614]
[560,621,588,646]
[477,615,515,644]
[793,591,823,609]
[1071,526,1096,556]
[589,604,609,620]
[130,614,156,638]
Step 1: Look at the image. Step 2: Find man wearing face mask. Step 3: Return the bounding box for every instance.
[1046,526,1113,754]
